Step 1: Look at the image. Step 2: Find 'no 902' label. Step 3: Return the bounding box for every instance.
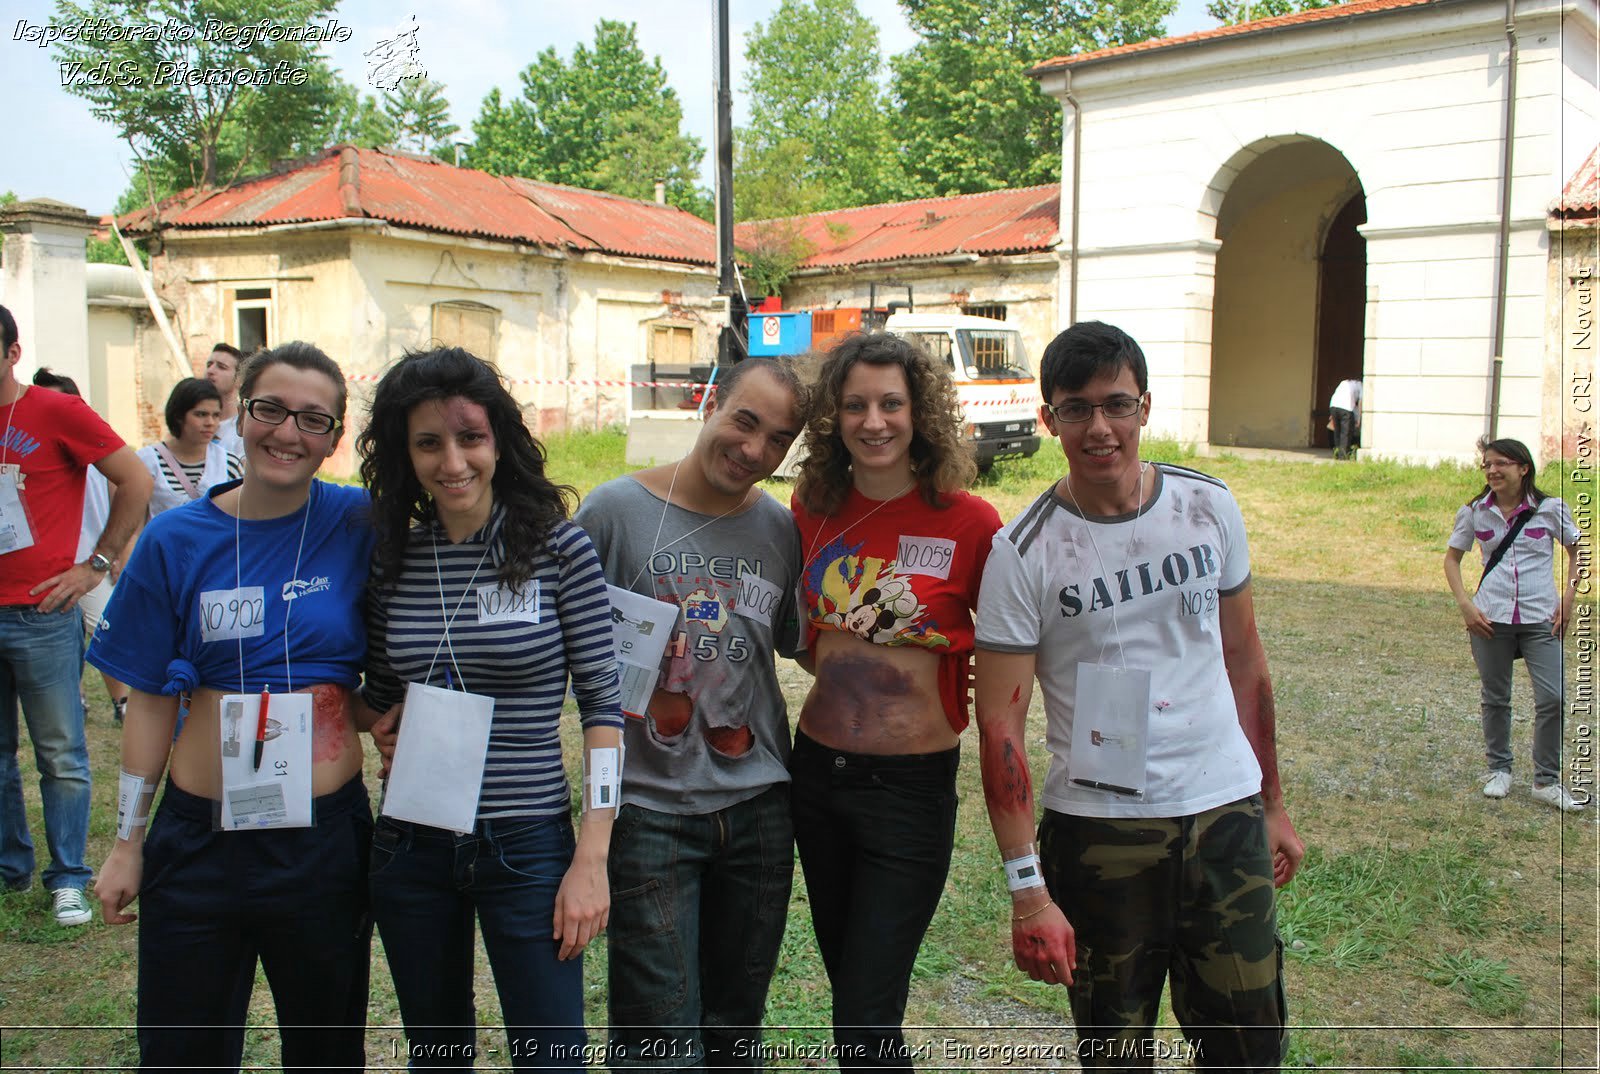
[200,586,266,642]
[896,535,956,580]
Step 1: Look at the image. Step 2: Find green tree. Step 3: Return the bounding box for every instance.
[738,0,895,214]
[889,0,1173,197]
[54,0,348,199]
[1206,0,1346,22]
[469,20,709,216]
[330,82,399,149]
[382,79,460,158]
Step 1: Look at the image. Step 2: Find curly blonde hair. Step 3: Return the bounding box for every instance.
[794,332,976,515]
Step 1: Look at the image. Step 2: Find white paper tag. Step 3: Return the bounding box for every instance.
[116,771,146,841]
[382,680,494,834]
[226,783,288,827]
[199,586,266,643]
[1067,662,1152,797]
[606,585,678,718]
[0,471,36,556]
[477,581,540,625]
[587,746,621,811]
[896,535,955,579]
[733,570,782,627]
[218,692,313,829]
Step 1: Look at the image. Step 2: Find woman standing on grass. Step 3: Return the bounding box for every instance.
[359,347,622,1071]
[1444,436,1585,812]
[89,342,377,1071]
[789,332,1001,1071]
[138,377,242,518]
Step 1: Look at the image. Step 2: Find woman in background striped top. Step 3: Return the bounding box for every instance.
[137,377,242,517]
[358,347,623,1071]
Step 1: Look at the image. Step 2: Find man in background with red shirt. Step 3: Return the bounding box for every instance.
[0,303,150,925]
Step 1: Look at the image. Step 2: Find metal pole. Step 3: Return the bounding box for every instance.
[713,0,747,365]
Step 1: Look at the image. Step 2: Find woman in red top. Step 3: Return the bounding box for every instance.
[790,332,1001,1071]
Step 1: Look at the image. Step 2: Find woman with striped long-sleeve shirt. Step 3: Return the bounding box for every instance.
[358,348,623,1070]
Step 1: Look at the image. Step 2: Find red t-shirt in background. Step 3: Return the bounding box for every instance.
[0,386,123,604]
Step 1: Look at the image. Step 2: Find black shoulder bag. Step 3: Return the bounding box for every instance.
[1476,508,1534,592]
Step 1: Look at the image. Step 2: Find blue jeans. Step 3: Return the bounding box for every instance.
[606,783,795,1071]
[138,776,373,1072]
[1471,621,1566,785]
[0,605,92,891]
[371,813,586,1072]
[789,732,959,1073]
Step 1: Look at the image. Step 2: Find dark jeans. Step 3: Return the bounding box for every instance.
[1470,621,1565,784]
[1330,407,1357,459]
[371,813,586,1072]
[1039,798,1286,1071]
[606,783,794,1071]
[789,731,959,1073]
[137,776,373,1073]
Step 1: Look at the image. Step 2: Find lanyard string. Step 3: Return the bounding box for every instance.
[1065,462,1147,670]
[0,384,23,470]
[427,520,493,692]
[801,479,914,573]
[233,480,314,694]
[629,461,749,589]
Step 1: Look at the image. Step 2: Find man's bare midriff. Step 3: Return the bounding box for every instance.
[798,632,960,755]
[167,683,363,799]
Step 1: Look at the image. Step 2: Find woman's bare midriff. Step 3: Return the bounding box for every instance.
[798,632,960,755]
[168,683,364,799]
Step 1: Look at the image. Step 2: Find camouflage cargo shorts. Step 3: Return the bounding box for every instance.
[1038,795,1287,1071]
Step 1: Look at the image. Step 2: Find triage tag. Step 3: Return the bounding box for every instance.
[199,586,266,644]
[477,581,540,625]
[116,771,148,841]
[586,746,621,812]
[0,470,36,556]
[606,585,678,719]
[218,691,313,829]
[1066,662,1152,797]
[382,680,494,834]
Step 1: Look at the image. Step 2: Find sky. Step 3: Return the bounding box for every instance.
[0,0,1218,215]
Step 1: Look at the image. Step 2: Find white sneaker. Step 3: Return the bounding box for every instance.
[51,886,92,927]
[1531,782,1586,813]
[1482,771,1513,799]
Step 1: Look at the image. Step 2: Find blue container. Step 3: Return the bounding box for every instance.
[748,311,813,356]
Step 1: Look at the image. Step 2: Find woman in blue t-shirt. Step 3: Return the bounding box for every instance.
[358,347,623,1070]
[89,341,376,1071]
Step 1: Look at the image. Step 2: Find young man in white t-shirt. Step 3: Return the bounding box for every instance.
[973,320,1305,1069]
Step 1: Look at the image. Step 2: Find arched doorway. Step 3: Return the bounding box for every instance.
[1208,139,1366,448]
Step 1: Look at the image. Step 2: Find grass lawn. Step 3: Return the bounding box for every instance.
[1,429,1596,1071]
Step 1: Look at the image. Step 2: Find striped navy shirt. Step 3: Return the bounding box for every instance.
[362,506,623,820]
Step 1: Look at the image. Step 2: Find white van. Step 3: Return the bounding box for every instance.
[885,312,1041,470]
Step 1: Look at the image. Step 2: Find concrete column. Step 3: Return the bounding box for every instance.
[0,199,97,387]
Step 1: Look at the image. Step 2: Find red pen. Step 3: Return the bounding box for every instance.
[253,686,270,772]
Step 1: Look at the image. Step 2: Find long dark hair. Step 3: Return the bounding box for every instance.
[793,332,974,516]
[358,347,573,589]
[1471,436,1546,507]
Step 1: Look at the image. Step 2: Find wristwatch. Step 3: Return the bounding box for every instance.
[87,552,113,573]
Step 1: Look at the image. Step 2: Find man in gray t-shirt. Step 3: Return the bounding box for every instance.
[575,358,804,1072]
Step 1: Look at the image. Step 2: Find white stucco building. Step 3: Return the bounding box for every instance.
[1032,0,1599,462]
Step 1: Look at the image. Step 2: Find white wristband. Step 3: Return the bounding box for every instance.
[1003,852,1045,893]
[585,747,621,813]
[116,771,154,841]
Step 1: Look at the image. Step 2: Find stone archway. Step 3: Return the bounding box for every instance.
[1207,138,1365,449]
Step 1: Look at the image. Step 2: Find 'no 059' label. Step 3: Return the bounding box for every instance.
[896,536,956,580]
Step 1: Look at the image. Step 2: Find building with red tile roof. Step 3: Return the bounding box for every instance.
[1022,0,1595,465]
[117,146,725,453]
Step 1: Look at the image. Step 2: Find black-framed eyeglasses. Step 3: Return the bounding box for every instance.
[241,398,341,436]
[1044,393,1147,423]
